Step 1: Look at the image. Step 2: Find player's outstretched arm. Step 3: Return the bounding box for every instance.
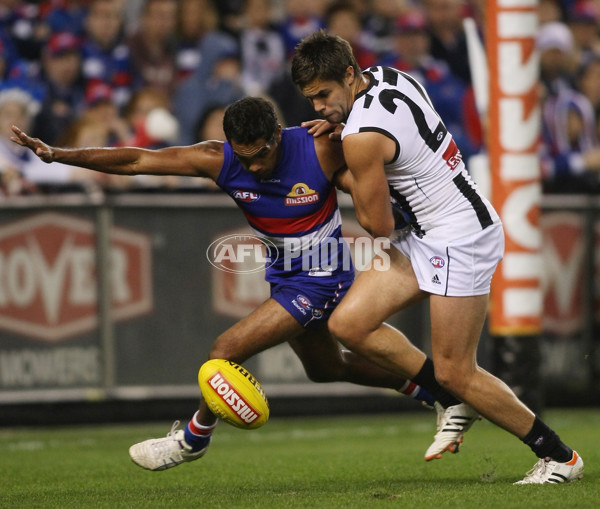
[10,125,224,181]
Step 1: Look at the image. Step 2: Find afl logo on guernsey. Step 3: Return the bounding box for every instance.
[430,256,445,268]
[232,189,260,202]
[285,183,320,205]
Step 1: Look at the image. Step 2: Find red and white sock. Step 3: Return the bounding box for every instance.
[184,411,216,451]
[399,380,420,398]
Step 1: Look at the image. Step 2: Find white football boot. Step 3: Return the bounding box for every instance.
[424,402,480,461]
[514,451,584,484]
[129,421,210,471]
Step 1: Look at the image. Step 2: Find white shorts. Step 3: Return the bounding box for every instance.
[390,223,505,297]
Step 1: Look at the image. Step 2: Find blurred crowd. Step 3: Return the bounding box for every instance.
[0,0,599,196]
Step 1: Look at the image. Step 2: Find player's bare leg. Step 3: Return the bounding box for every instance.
[187,299,305,436]
[289,325,435,406]
[129,299,304,471]
[328,248,430,378]
[429,294,535,437]
[328,247,480,459]
[428,293,583,480]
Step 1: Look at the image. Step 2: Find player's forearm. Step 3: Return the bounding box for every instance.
[354,201,395,238]
[349,182,395,238]
[52,146,147,175]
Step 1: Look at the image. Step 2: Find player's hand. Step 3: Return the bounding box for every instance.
[301,119,344,141]
[10,125,55,163]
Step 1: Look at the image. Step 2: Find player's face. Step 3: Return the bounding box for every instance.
[231,129,282,180]
[302,65,364,124]
[302,78,351,124]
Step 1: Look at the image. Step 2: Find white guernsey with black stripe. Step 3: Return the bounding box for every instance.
[342,66,500,240]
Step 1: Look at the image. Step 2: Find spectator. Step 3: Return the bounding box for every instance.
[267,69,316,127]
[33,31,85,145]
[175,0,219,82]
[277,0,326,59]
[361,0,405,58]
[81,81,131,146]
[324,1,377,71]
[577,55,600,119]
[567,0,600,66]
[41,0,90,36]
[0,32,19,80]
[0,1,49,64]
[423,0,472,85]
[120,0,145,35]
[538,21,578,97]
[121,86,178,148]
[213,0,245,35]
[239,0,286,95]
[266,0,327,127]
[127,0,178,95]
[54,116,127,193]
[81,0,133,108]
[541,86,600,193]
[0,22,45,100]
[177,102,227,190]
[0,87,40,195]
[538,0,567,25]
[195,104,227,142]
[0,36,25,89]
[173,31,244,145]
[379,7,480,160]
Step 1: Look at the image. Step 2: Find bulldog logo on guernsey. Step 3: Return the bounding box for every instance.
[285,183,319,205]
[208,371,261,425]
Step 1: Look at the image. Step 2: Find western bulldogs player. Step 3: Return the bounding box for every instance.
[292,31,583,484]
[12,97,444,471]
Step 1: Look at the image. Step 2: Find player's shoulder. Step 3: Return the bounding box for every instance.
[190,139,226,157]
[187,140,226,179]
[195,139,226,150]
[311,132,345,180]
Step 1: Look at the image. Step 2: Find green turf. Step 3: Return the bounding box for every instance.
[0,408,597,508]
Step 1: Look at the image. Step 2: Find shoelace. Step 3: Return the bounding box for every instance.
[441,409,473,432]
[522,458,548,482]
[166,420,181,438]
[150,421,183,455]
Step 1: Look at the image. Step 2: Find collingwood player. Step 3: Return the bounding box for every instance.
[291,30,584,484]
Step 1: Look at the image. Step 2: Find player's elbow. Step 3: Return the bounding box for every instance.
[358,212,394,239]
[371,221,394,239]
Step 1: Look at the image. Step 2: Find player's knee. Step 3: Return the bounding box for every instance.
[434,361,471,396]
[209,336,244,363]
[328,312,360,347]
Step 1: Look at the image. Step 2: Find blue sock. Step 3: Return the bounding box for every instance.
[415,386,436,407]
[399,380,436,407]
[183,412,215,452]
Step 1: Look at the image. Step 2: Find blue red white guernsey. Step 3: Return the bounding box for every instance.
[342,66,501,240]
[216,127,354,285]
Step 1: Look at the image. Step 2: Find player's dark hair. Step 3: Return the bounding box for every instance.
[291,30,361,90]
[223,97,278,145]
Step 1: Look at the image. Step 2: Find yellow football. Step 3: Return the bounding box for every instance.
[198,359,270,429]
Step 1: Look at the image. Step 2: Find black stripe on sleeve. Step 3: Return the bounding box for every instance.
[357,126,400,162]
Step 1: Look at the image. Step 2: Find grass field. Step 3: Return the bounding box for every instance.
[0,408,597,509]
